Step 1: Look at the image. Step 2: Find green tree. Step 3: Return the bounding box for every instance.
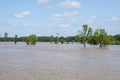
[108,35,116,45]
[14,35,18,44]
[94,29,110,48]
[114,34,120,41]
[79,24,93,48]
[56,33,59,44]
[50,35,54,43]
[4,32,8,41]
[59,37,65,44]
[102,36,111,47]
[75,35,81,43]
[88,36,99,45]
[25,36,30,45]
[113,34,120,45]
[25,34,38,45]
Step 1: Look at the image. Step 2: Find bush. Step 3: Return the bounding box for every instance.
[25,34,38,45]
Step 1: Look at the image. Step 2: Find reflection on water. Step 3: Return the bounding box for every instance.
[0,42,120,80]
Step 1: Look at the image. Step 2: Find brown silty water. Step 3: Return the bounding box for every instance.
[0,42,120,80]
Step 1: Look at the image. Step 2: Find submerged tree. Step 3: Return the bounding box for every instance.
[79,24,93,48]
[14,35,18,44]
[88,36,99,45]
[75,35,81,44]
[25,34,38,45]
[94,29,110,48]
[4,32,8,41]
[55,33,59,44]
[25,36,30,45]
[59,37,65,44]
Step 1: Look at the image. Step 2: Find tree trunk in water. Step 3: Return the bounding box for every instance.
[83,37,86,48]
[99,43,102,48]
[83,42,86,48]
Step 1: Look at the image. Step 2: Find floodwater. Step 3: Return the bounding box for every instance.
[0,42,120,80]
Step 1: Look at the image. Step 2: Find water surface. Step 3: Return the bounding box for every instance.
[0,42,120,80]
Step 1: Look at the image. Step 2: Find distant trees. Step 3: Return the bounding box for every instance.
[0,26,120,47]
[56,33,59,44]
[14,35,18,44]
[64,36,75,43]
[114,34,120,41]
[25,34,38,45]
[50,35,54,43]
[59,37,65,44]
[75,35,81,43]
[113,34,120,45]
[38,36,54,42]
[4,32,8,41]
[78,24,93,48]
[25,37,30,45]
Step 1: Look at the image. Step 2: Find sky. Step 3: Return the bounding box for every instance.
[0,0,120,37]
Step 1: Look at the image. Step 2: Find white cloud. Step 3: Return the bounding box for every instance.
[58,0,82,9]
[47,6,53,9]
[52,13,62,18]
[71,19,79,23]
[14,11,30,18]
[58,23,71,28]
[106,16,120,21]
[111,16,118,21]
[49,11,78,22]
[63,11,78,16]
[49,17,62,21]
[37,0,48,4]
[84,16,97,24]
[0,19,4,24]
[52,11,78,18]
[10,23,27,27]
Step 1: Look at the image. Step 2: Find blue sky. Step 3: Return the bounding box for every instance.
[0,0,120,37]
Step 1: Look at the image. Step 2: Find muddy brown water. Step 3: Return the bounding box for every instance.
[0,42,120,80]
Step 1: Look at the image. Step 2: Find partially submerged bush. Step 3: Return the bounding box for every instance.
[25,34,38,45]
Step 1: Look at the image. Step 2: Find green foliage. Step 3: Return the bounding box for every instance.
[38,36,55,42]
[64,36,75,42]
[50,35,54,43]
[4,32,8,41]
[108,35,116,45]
[25,37,30,45]
[116,41,120,45]
[79,24,93,47]
[102,36,111,47]
[113,34,120,45]
[94,29,110,48]
[55,33,59,44]
[14,35,18,44]
[0,32,120,46]
[88,36,99,45]
[59,37,65,44]
[75,35,81,43]
[25,34,38,45]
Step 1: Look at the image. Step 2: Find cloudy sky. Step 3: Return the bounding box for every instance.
[0,0,120,37]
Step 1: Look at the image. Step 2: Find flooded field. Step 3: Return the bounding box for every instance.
[0,42,120,80]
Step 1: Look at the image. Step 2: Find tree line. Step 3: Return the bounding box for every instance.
[0,24,120,48]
